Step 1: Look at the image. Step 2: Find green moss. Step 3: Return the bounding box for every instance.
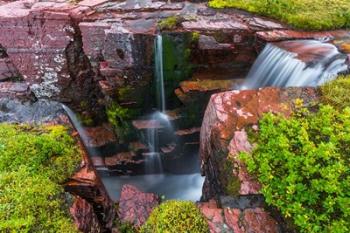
[0,124,80,232]
[159,33,193,107]
[158,16,182,30]
[191,32,200,43]
[141,200,209,233]
[223,158,241,195]
[209,0,350,30]
[320,76,350,110]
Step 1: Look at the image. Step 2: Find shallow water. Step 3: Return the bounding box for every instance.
[102,173,205,201]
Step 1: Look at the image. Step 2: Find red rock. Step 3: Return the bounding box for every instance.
[84,125,117,147]
[105,152,136,167]
[200,87,319,199]
[64,142,115,232]
[132,119,163,130]
[0,57,19,81]
[70,196,102,233]
[228,130,261,195]
[118,185,160,227]
[257,29,349,42]
[224,208,244,233]
[243,208,279,233]
[199,201,280,233]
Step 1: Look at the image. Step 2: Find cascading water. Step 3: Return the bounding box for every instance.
[241,40,349,89]
[155,34,166,112]
[143,34,171,174]
[62,104,94,152]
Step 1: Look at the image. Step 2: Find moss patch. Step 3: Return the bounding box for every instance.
[158,16,183,30]
[320,75,350,110]
[209,0,350,30]
[141,200,209,233]
[223,158,241,195]
[0,124,80,232]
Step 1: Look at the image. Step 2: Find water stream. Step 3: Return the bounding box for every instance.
[241,40,348,89]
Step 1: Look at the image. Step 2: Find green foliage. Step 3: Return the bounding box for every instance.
[141,200,209,233]
[208,0,350,30]
[106,102,136,142]
[158,16,182,30]
[0,124,80,232]
[321,76,350,110]
[240,105,350,233]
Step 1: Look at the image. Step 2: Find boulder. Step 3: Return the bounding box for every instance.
[200,87,319,200]
[118,184,160,227]
[198,200,280,233]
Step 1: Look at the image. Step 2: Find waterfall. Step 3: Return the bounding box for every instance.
[155,34,166,112]
[241,40,348,89]
[61,104,100,160]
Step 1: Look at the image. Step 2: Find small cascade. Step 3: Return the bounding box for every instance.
[241,40,349,89]
[155,34,166,112]
[61,104,95,154]
[142,34,173,174]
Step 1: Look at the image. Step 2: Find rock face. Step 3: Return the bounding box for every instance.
[198,200,280,233]
[65,141,116,233]
[200,87,319,200]
[118,185,160,227]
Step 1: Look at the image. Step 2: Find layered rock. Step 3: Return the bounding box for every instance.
[118,185,160,227]
[65,140,116,232]
[200,87,319,200]
[198,200,280,233]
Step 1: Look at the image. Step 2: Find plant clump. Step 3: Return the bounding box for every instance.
[240,105,350,233]
[320,75,350,110]
[140,200,209,233]
[208,0,350,30]
[158,16,183,30]
[0,124,80,232]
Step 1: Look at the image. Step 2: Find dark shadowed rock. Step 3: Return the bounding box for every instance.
[118,184,160,227]
[0,98,65,123]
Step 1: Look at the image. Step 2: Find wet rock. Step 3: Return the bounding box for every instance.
[0,57,20,81]
[198,200,280,233]
[200,87,319,199]
[84,125,117,147]
[70,196,102,233]
[0,98,66,124]
[64,146,115,232]
[257,30,349,43]
[118,184,160,227]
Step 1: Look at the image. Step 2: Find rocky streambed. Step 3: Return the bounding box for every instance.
[1,0,350,232]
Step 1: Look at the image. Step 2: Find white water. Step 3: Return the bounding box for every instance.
[155,34,166,112]
[241,40,348,89]
[61,104,98,157]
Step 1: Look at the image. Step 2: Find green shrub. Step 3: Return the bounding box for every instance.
[321,76,350,110]
[158,16,182,30]
[141,200,209,233]
[208,0,350,30]
[0,124,80,232]
[240,105,350,233]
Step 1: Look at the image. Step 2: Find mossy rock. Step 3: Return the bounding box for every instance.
[141,200,209,233]
[0,124,80,232]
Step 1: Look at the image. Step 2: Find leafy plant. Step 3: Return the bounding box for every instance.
[321,75,350,110]
[140,200,209,233]
[208,0,350,30]
[0,124,80,232]
[240,105,350,233]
